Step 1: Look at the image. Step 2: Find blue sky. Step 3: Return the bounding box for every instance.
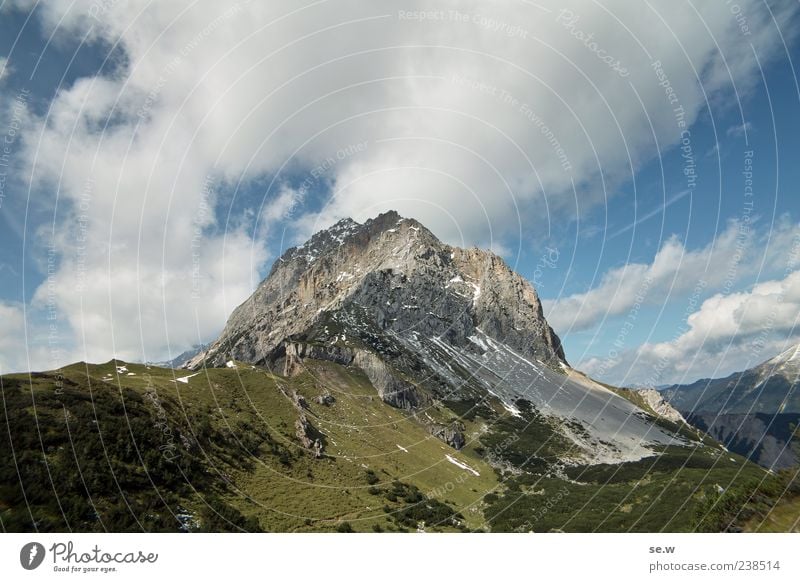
[1,0,799,385]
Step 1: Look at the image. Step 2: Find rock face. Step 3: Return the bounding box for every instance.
[294,414,324,458]
[636,388,686,424]
[315,393,336,406]
[352,350,423,410]
[188,210,565,370]
[429,422,466,450]
[282,342,355,377]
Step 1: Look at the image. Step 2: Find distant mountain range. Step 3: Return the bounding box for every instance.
[2,212,796,532]
[152,344,207,369]
[660,345,800,469]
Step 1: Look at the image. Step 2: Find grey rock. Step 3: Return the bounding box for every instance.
[283,342,355,377]
[352,350,423,410]
[295,413,324,458]
[429,422,466,450]
[636,388,686,424]
[315,393,336,406]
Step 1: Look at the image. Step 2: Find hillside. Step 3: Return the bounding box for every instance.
[0,359,777,532]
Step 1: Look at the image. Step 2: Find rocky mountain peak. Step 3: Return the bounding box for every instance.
[188,211,565,370]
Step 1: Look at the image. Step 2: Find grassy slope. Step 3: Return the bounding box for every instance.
[1,360,497,532]
[2,359,796,532]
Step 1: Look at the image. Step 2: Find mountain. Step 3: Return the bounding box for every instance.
[661,344,800,469]
[189,211,565,370]
[189,210,696,464]
[152,344,207,369]
[5,211,797,533]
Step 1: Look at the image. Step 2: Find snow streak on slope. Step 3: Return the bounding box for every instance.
[404,330,687,463]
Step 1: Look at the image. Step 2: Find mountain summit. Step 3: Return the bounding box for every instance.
[190,211,698,464]
[189,210,565,369]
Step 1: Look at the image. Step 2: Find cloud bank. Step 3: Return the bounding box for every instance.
[581,268,800,386]
[1,0,797,370]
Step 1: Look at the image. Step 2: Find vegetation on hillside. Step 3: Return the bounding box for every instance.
[2,359,798,533]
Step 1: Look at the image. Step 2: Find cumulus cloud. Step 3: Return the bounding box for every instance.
[2,0,797,370]
[581,269,800,386]
[545,217,800,333]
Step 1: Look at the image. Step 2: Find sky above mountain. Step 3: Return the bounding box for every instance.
[0,0,799,385]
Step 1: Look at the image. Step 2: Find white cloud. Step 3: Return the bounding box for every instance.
[1,0,796,370]
[0,302,25,372]
[581,269,800,385]
[545,217,800,333]
[0,301,61,373]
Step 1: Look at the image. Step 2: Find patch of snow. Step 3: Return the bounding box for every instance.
[468,334,490,351]
[501,400,522,418]
[116,366,128,373]
[176,372,201,384]
[486,388,522,418]
[226,360,236,368]
[127,372,135,376]
[396,444,409,453]
[445,454,480,476]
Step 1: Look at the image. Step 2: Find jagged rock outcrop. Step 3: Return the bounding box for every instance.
[277,340,422,409]
[295,413,324,458]
[352,351,423,410]
[291,390,308,410]
[429,422,466,450]
[636,388,685,424]
[282,342,355,377]
[315,393,336,406]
